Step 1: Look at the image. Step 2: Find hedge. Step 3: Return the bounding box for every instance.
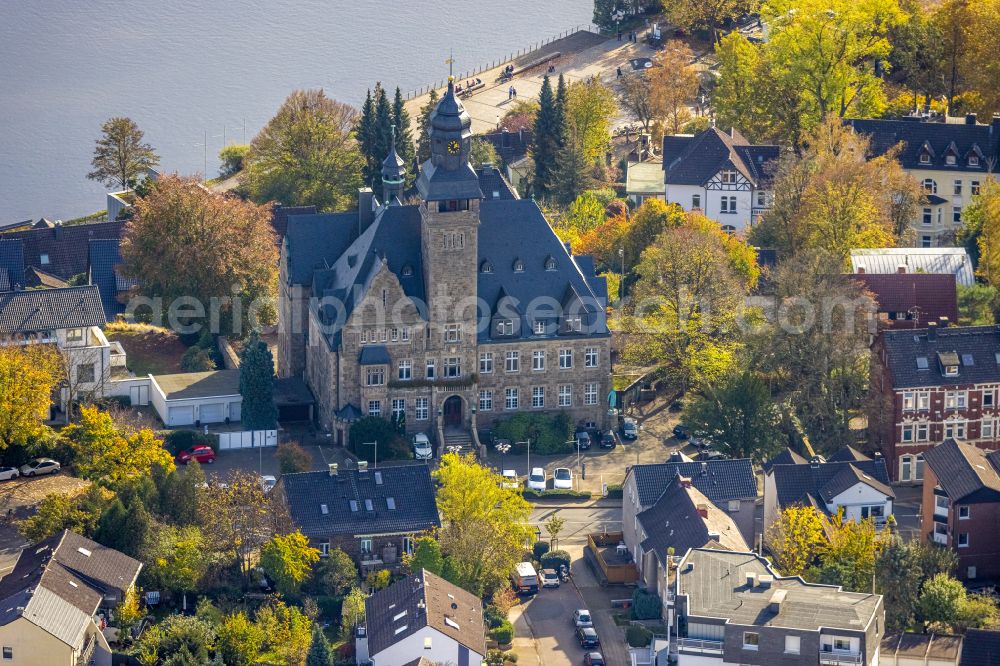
[626,624,653,647]
[631,589,662,620]
[348,416,410,462]
[484,604,506,629]
[522,488,591,500]
[489,619,514,645]
[605,483,623,499]
[539,550,571,571]
[162,429,218,454]
[493,411,573,454]
[532,541,550,560]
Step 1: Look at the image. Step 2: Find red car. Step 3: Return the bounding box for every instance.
[177,445,216,464]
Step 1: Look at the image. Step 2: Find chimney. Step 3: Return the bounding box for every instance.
[328,463,338,477]
[938,316,949,328]
[856,266,865,274]
[700,462,708,476]
[696,504,709,519]
[897,264,906,274]
[769,588,787,613]
[358,187,375,235]
[809,456,822,469]
[758,574,773,588]
[746,572,757,587]
[53,220,63,241]
[927,321,937,341]
[358,460,369,473]
[678,475,692,489]
[966,113,977,125]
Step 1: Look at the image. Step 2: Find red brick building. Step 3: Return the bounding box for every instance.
[870,324,1000,483]
[922,439,1000,581]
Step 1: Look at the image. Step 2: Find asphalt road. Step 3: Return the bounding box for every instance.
[513,581,591,666]
[530,505,623,545]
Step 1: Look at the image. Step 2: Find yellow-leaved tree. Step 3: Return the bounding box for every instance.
[766,505,827,577]
[0,344,61,450]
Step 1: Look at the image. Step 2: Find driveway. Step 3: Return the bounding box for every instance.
[511,579,590,666]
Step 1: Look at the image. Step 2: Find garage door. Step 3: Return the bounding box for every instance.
[230,402,241,422]
[167,406,195,427]
[199,403,225,423]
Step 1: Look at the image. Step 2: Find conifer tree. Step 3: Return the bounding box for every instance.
[239,333,277,430]
[531,75,559,198]
[306,623,333,666]
[554,74,568,149]
[357,89,377,185]
[416,90,439,163]
[548,131,593,205]
[392,87,416,186]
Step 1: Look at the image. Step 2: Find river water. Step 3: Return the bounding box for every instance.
[0,0,592,222]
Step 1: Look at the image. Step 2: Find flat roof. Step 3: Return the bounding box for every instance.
[152,369,241,401]
[626,161,665,194]
[678,549,881,632]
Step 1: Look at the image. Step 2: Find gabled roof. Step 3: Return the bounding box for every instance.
[0,285,105,334]
[0,239,25,292]
[270,205,318,241]
[849,272,958,328]
[283,211,358,286]
[846,116,1000,172]
[479,128,533,166]
[88,239,127,318]
[1,219,125,281]
[763,448,808,473]
[366,569,486,658]
[826,445,872,463]
[637,475,748,565]
[923,439,1000,503]
[880,325,1000,389]
[769,459,893,512]
[280,464,440,538]
[960,628,1000,666]
[661,127,779,187]
[628,459,757,508]
[849,248,975,286]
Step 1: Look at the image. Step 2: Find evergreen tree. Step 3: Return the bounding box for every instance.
[553,74,568,149]
[548,132,593,205]
[357,89,377,185]
[531,75,559,198]
[372,84,392,192]
[239,333,277,430]
[306,623,333,666]
[94,499,128,552]
[416,90,439,163]
[120,499,154,559]
[392,87,416,186]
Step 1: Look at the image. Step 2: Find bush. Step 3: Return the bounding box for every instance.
[522,488,591,500]
[163,429,217,455]
[276,442,312,474]
[181,346,217,372]
[631,589,662,620]
[532,541,550,560]
[605,483,623,499]
[366,569,391,591]
[626,624,653,647]
[314,595,344,623]
[493,411,573,454]
[540,550,571,571]
[349,417,410,462]
[489,619,514,646]
[484,604,506,629]
[218,143,250,178]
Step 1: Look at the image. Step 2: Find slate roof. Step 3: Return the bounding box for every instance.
[0,530,142,647]
[479,128,533,165]
[1,219,125,281]
[763,448,808,473]
[846,116,1000,172]
[152,370,241,400]
[280,464,440,539]
[0,285,105,334]
[88,239,127,318]
[415,80,482,202]
[769,459,892,512]
[0,239,25,292]
[678,548,882,631]
[849,272,958,328]
[637,475,748,565]
[826,445,872,463]
[922,439,1000,503]
[880,325,1000,389]
[628,459,757,508]
[366,569,486,658]
[283,212,358,286]
[960,628,1000,666]
[270,205,318,241]
[850,248,975,286]
[662,127,779,187]
[358,345,392,366]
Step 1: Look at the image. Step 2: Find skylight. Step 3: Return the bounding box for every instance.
[77,547,91,557]
[394,625,408,635]
[365,499,374,512]
[374,471,383,485]
[916,356,929,369]
[444,617,460,630]
[387,497,396,510]
[963,353,975,366]
[349,500,358,512]
[320,504,329,515]
[393,610,407,622]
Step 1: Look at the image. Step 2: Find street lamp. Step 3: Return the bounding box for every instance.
[517,439,531,475]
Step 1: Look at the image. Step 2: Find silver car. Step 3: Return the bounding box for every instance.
[19,458,60,477]
[0,467,19,482]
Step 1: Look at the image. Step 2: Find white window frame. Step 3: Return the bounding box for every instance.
[958,532,969,548]
[496,319,514,336]
[584,383,598,405]
[505,387,519,410]
[559,348,573,369]
[743,631,760,650]
[443,356,461,378]
[66,328,85,344]
[691,193,701,209]
[505,351,520,373]
[368,400,381,417]
[954,179,963,195]
[360,539,373,554]
[479,390,493,411]
[444,323,461,343]
[917,392,931,410]
[366,367,385,386]
[959,505,970,520]
[721,170,737,184]
[532,350,545,371]
[397,360,412,381]
[479,352,494,374]
[784,635,800,655]
[923,178,937,194]
[426,359,435,380]
[531,386,544,408]
[533,320,546,335]
[902,391,915,411]
[415,398,429,420]
[391,398,405,420]
[558,385,572,407]
[585,347,599,368]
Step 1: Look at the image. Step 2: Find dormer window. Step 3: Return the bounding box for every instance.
[533,320,546,335]
[495,319,514,336]
[919,153,931,165]
[480,260,493,274]
[513,259,525,272]
[545,256,557,271]
[969,155,980,167]
[938,351,960,377]
[401,264,413,277]
[946,154,956,165]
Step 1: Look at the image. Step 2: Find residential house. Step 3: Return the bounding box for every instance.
[626,160,666,206]
[87,239,136,320]
[0,219,125,286]
[622,459,757,557]
[879,632,963,666]
[277,462,440,573]
[633,472,748,606]
[278,82,611,449]
[0,530,142,666]
[870,324,1000,483]
[849,271,958,330]
[673,548,884,666]
[850,248,975,287]
[960,628,1000,665]
[762,447,807,473]
[921,438,1000,581]
[478,127,532,167]
[661,127,780,231]
[0,285,120,415]
[847,115,1000,247]
[361,569,486,666]
[763,447,894,533]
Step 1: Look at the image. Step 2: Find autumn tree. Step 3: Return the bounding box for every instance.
[684,370,784,462]
[767,506,826,576]
[341,587,367,631]
[663,0,760,44]
[256,601,313,666]
[122,175,278,335]
[433,453,535,595]
[405,535,445,577]
[958,0,1000,117]
[245,89,363,211]
[87,117,159,190]
[618,72,655,132]
[565,78,617,163]
[19,485,112,542]
[887,0,947,113]
[261,530,320,596]
[317,547,360,595]
[0,344,60,450]
[217,612,265,666]
[239,333,277,430]
[919,573,1000,632]
[811,512,891,592]
[963,181,1000,285]
[469,138,501,168]
[648,42,699,134]
[144,524,210,598]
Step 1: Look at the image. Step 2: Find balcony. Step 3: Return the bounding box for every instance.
[933,532,949,545]
[820,650,863,665]
[677,638,724,655]
[77,634,96,666]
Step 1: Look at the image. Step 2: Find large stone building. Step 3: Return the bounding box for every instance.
[278,79,611,446]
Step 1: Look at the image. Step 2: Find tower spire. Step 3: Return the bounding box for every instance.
[381,122,406,205]
[446,50,454,80]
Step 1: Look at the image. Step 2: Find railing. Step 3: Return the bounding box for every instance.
[934,503,949,518]
[819,650,863,665]
[676,638,724,654]
[77,634,96,666]
[933,532,948,545]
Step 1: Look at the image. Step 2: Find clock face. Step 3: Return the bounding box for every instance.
[447,140,461,155]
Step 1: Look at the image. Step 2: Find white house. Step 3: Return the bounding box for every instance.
[662,127,780,232]
[362,569,485,666]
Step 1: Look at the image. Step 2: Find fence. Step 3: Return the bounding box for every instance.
[405,24,597,100]
[218,429,277,450]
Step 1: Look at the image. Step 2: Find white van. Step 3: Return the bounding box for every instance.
[512,561,539,594]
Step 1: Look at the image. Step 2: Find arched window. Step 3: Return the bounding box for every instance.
[513,259,525,272]
[544,256,557,271]
[480,260,493,274]
[401,264,413,277]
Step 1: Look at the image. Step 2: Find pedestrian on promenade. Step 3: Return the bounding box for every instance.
[512,88,517,98]
[618,29,622,41]
[508,86,513,100]
[616,66,622,78]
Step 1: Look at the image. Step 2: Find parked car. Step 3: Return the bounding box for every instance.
[512,561,539,594]
[575,430,591,450]
[527,467,546,491]
[689,436,713,449]
[553,467,573,490]
[260,475,277,493]
[501,469,519,489]
[573,609,593,628]
[622,418,638,440]
[599,431,618,449]
[697,449,727,461]
[0,467,19,481]
[673,424,689,440]
[577,627,600,649]
[176,445,215,465]
[541,568,560,588]
[412,433,433,460]
[19,458,60,477]
[584,653,605,666]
